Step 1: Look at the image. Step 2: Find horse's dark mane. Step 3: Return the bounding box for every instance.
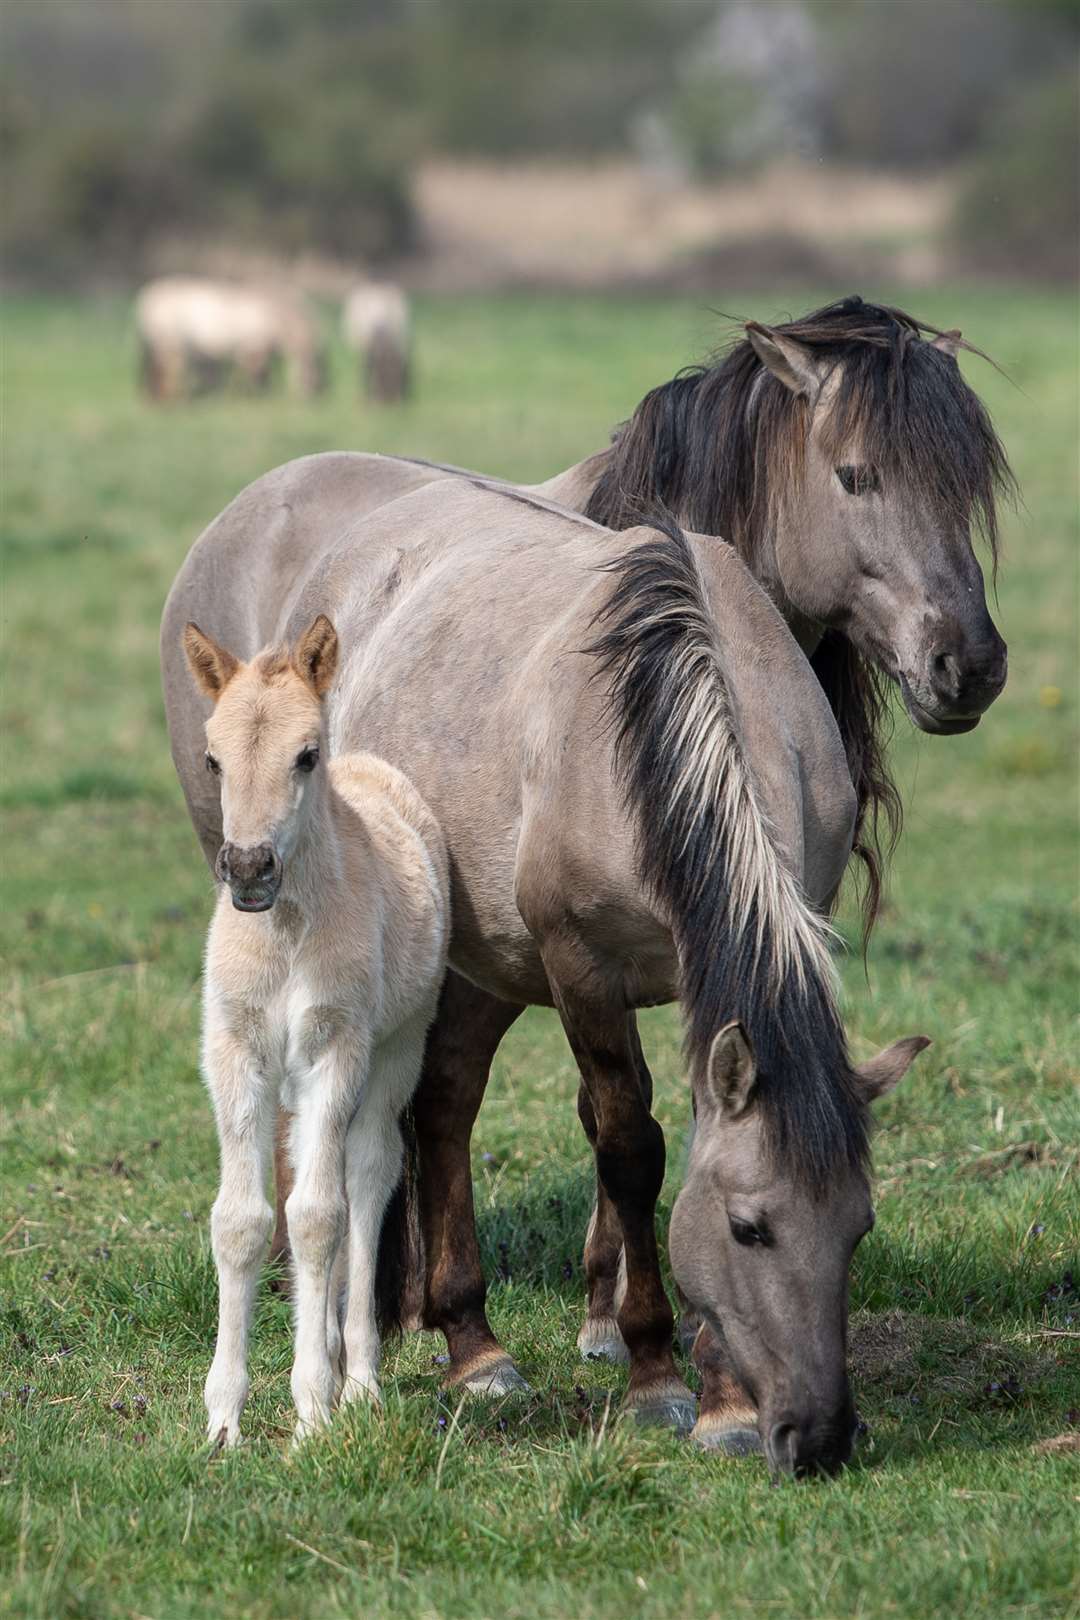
[584,294,1016,937]
[589,516,869,1193]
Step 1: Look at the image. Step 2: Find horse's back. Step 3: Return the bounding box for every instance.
[161,452,458,866]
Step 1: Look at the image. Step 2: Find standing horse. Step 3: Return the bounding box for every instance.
[164,481,927,1472]
[343,283,411,404]
[135,277,327,401]
[161,295,1013,1385]
[183,614,448,1446]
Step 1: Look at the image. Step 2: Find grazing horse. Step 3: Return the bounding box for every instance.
[135,277,327,401]
[164,482,927,1471]
[161,295,1013,1389]
[183,614,448,1446]
[342,283,411,403]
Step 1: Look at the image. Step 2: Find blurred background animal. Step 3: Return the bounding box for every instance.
[135,277,327,401]
[342,282,411,403]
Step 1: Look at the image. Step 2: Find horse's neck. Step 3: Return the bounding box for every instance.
[529,450,610,511]
[536,451,825,660]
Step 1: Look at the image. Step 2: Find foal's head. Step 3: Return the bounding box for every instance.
[182,616,338,911]
[670,1022,929,1478]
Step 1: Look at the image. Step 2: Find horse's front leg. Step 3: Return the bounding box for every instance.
[690,1321,762,1455]
[551,980,695,1430]
[413,972,526,1394]
[203,1028,277,1448]
[285,1034,365,1441]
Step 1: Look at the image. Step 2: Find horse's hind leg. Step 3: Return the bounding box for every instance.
[690,1321,761,1455]
[412,971,526,1394]
[552,982,695,1430]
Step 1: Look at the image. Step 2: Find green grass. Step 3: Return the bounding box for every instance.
[2,288,1078,1619]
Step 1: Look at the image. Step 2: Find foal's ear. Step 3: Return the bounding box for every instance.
[931,329,963,359]
[183,623,239,701]
[292,614,338,697]
[701,1021,758,1120]
[855,1035,931,1103]
[745,322,822,399]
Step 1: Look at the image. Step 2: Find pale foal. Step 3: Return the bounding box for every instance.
[182,614,448,1446]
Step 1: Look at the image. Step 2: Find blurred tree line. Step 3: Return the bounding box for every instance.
[3,0,1076,286]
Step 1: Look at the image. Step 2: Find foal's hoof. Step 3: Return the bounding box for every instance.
[626,1390,698,1434]
[691,1416,762,1457]
[577,1316,629,1365]
[459,1356,531,1398]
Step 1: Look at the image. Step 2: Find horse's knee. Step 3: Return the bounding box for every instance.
[211,1195,274,1272]
[595,1113,666,1209]
[285,1191,345,1268]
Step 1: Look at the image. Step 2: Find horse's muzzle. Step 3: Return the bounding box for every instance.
[900,631,1007,735]
[216,842,282,911]
[764,1403,857,1479]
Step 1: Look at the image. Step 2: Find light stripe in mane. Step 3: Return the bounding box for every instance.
[589,517,868,1190]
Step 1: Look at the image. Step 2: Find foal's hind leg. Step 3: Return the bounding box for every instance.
[551,981,695,1430]
[268,1108,294,1288]
[412,972,526,1394]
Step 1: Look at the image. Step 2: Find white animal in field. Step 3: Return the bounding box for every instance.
[135,277,326,401]
[342,282,411,403]
[181,614,448,1445]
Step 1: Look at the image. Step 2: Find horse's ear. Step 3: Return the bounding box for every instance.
[292,614,338,697]
[745,321,822,398]
[183,623,239,701]
[855,1035,931,1103]
[700,1021,758,1120]
[931,329,962,359]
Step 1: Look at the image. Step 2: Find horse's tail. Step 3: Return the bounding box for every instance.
[375,1103,426,1338]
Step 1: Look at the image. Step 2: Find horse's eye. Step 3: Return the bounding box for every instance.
[205,752,220,776]
[729,1217,769,1248]
[296,746,319,773]
[836,464,880,496]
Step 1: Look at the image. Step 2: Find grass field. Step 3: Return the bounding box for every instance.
[2,287,1078,1620]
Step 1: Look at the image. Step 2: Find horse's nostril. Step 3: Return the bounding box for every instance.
[769,1421,799,1473]
[259,852,276,879]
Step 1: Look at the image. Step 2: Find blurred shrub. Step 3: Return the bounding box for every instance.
[952,70,1079,281]
[2,2,419,287]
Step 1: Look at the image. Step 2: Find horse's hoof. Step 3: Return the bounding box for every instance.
[691,1419,762,1457]
[626,1394,698,1434]
[577,1317,629,1365]
[460,1358,531,1397]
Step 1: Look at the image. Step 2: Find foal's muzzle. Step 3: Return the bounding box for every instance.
[216,842,282,911]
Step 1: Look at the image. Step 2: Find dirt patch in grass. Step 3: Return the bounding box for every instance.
[849,1310,1057,1407]
[961,1140,1066,1178]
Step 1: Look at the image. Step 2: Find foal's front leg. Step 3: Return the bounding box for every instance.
[203,1029,277,1448]
[338,1018,428,1403]
[286,1031,366,1441]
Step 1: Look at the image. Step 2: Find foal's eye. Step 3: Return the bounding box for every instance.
[295,746,319,773]
[205,752,220,776]
[729,1217,769,1248]
[836,464,881,496]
